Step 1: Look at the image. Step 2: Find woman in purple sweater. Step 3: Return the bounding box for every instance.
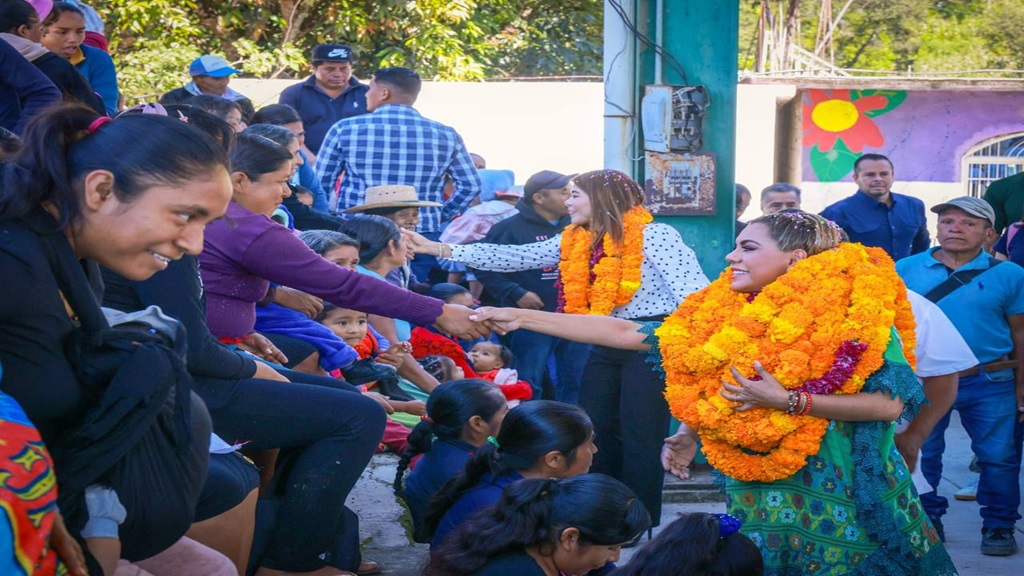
[197,132,488,576]
[199,132,486,347]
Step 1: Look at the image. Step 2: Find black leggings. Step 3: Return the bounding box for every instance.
[579,344,670,526]
[194,369,386,572]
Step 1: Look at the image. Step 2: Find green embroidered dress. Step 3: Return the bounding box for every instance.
[643,324,958,576]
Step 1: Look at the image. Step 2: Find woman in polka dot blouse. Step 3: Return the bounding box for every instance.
[405,169,709,527]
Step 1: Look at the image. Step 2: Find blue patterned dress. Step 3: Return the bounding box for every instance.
[643,324,958,575]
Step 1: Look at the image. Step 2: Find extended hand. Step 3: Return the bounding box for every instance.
[435,304,492,340]
[720,362,789,411]
[238,332,289,365]
[274,286,324,318]
[469,306,523,335]
[392,399,427,416]
[516,291,545,310]
[894,431,922,472]
[661,428,698,480]
[376,347,406,369]
[400,229,440,255]
[51,512,88,576]
[363,392,395,414]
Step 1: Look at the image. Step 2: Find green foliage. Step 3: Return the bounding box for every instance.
[83,0,1024,101]
[741,0,1024,76]
[90,0,605,101]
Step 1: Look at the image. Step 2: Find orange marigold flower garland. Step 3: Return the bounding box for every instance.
[557,205,652,315]
[657,243,916,482]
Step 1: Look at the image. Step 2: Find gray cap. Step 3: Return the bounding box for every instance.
[930,196,995,226]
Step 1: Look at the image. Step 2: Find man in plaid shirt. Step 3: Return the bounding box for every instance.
[314,67,481,242]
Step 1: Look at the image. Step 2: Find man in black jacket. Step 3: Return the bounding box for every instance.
[474,170,589,403]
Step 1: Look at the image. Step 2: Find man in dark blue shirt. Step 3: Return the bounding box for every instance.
[821,153,930,260]
[279,44,369,157]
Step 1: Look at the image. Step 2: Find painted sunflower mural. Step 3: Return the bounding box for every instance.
[803,89,907,182]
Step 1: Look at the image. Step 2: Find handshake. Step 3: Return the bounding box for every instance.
[432,305,524,340]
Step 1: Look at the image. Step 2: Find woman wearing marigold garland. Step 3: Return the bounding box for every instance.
[406,169,709,526]
[470,211,957,575]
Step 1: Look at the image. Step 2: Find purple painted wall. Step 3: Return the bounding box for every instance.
[801,89,1024,183]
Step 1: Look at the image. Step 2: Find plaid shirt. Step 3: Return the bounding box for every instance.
[314,104,482,233]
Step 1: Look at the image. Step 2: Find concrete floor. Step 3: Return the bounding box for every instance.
[348,411,1023,575]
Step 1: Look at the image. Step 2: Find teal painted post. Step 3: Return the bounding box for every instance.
[635,1,739,278]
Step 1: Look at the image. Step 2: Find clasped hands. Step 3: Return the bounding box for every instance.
[434,305,511,340]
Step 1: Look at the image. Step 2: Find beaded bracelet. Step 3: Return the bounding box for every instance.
[795,392,814,416]
[785,390,800,414]
[794,392,808,415]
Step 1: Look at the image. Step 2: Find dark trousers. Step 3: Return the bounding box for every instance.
[505,328,589,404]
[579,344,670,525]
[196,370,386,572]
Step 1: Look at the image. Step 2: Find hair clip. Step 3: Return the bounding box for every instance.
[714,513,742,538]
[486,436,500,449]
[87,116,112,134]
[421,415,434,424]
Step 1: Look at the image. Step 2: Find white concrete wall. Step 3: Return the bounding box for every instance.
[234,79,604,183]
[233,78,961,241]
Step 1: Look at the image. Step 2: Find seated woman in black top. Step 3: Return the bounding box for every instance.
[100,110,388,576]
[426,474,650,576]
[0,104,231,572]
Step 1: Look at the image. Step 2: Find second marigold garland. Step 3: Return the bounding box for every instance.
[558,205,653,315]
[657,243,917,482]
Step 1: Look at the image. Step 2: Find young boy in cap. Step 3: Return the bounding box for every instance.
[161,54,255,121]
[279,44,369,157]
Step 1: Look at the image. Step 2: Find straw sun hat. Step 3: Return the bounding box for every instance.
[343,185,443,214]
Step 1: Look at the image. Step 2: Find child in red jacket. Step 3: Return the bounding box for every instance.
[467,342,533,406]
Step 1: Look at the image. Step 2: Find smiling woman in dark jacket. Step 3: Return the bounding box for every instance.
[0,103,231,572]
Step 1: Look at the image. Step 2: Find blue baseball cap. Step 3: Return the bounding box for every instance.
[189,55,241,78]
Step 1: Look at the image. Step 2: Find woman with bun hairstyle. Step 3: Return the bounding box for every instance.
[395,379,508,542]
[425,400,597,547]
[425,474,651,576]
[470,211,956,575]
[406,169,709,527]
[613,512,763,576]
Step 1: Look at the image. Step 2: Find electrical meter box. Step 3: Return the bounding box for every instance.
[641,84,709,153]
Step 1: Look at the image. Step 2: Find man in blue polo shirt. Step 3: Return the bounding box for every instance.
[896,196,1024,557]
[279,44,369,158]
[822,153,930,260]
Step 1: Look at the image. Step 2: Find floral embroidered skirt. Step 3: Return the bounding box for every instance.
[725,420,958,576]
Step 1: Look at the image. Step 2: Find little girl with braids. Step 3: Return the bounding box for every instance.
[394,379,507,543]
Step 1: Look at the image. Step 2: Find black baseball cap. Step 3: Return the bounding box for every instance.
[312,44,353,63]
[524,170,573,197]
